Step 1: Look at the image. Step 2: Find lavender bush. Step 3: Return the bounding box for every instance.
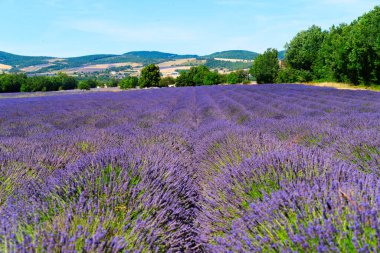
[0,84,379,252]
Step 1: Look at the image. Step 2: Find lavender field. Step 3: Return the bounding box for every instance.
[1,84,380,252]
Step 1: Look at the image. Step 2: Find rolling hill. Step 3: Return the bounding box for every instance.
[0,50,286,73]
[204,50,259,60]
[0,51,52,68]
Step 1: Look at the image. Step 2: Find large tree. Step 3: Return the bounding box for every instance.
[250,49,279,84]
[120,76,138,89]
[139,64,161,88]
[176,66,218,86]
[345,6,380,85]
[285,25,326,73]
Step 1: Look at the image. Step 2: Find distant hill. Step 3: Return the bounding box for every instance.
[124,51,197,59]
[0,49,285,73]
[205,59,252,70]
[88,51,198,66]
[204,50,259,60]
[0,51,52,68]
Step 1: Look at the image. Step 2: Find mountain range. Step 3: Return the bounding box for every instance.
[0,50,285,73]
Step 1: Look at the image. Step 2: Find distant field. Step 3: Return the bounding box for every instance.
[48,58,65,63]
[81,62,141,70]
[82,62,141,69]
[21,63,54,72]
[0,64,12,70]
[214,58,254,63]
[158,58,198,67]
[159,65,192,77]
[64,62,141,73]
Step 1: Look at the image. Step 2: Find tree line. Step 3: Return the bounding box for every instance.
[0,65,252,93]
[251,6,380,86]
[0,73,79,93]
[0,72,124,93]
[120,64,251,89]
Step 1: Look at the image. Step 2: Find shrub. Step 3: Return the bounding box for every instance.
[120,77,139,89]
[78,81,91,90]
[158,77,175,87]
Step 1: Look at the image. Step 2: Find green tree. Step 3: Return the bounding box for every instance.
[176,71,194,87]
[250,49,279,84]
[78,81,91,90]
[314,24,350,82]
[175,65,223,86]
[120,76,138,89]
[86,79,98,88]
[176,66,207,87]
[285,25,326,75]
[227,72,239,84]
[158,77,175,87]
[108,78,119,88]
[0,73,26,92]
[203,71,221,85]
[279,5,379,86]
[77,79,98,90]
[345,6,380,84]
[191,65,210,85]
[57,72,78,90]
[227,70,249,84]
[276,68,313,83]
[139,64,161,88]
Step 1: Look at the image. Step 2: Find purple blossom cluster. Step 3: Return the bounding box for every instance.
[0,84,379,252]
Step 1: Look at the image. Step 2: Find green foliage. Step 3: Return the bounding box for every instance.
[57,72,78,90]
[0,73,27,92]
[108,78,119,88]
[176,66,224,87]
[283,6,380,86]
[342,6,379,85]
[193,65,211,85]
[158,77,175,87]
[78,81,91,90]
[205,50,259,60]
[285,25,326,72]
[0,51,52,68]
[86,79,98,88]
[250,49,279,84]
[120,76,139,89]
[276,68,313,83]
[226,72,239,84]
[78,79,98,90]
[139,64,161,88]
[226,70,250,84]
[176,71,194,87]
[203,71,222,85]
[0,73,79,93]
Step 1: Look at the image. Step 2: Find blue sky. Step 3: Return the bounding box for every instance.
[0,0,378,57]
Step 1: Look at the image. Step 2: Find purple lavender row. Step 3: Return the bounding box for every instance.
[0,84,379,252]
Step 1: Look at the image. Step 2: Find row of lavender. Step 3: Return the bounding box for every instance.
[0,84,379,252]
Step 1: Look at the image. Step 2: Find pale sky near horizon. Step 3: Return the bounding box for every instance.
[0,0,378,57]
